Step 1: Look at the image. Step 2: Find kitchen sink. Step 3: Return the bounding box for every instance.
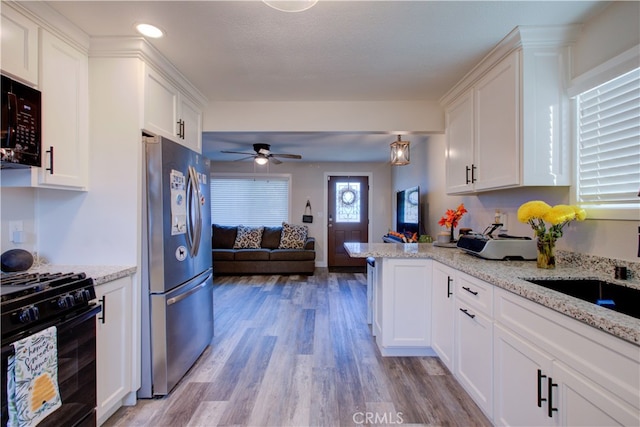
[524,278,640,320]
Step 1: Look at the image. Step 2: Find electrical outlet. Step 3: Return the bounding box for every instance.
[500,213,508,231]
[9,221,23,233]
[9,221,24,242]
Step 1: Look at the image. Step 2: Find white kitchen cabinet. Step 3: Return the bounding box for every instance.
[493,324,554,427]
[552,361,640,426]
[493,287,640,426]
[1,18,89,190]
[444,89,474,194]
[95,276,137,426]
[179,95,203,153]
[1,5,39,84]
[431,261,456,371]
[473,52,519,191]
[374,258,433,356]
[454,273,493,419]
[38,29,89,189]
[442,26,576,194]
[144,65,203,152]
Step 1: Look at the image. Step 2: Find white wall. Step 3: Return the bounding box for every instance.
[572,1,640,78]
[0,188,37,255]
[211,160,392,267]
[203,101,444,133]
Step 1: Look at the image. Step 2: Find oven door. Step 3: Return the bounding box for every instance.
[1,304,101,427]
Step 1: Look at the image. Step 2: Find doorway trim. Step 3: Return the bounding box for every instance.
[322,171,373,268]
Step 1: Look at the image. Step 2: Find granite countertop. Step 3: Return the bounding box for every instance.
[345,242,640,345]
[27,264,136,285]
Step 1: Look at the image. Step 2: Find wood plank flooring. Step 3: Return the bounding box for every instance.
[103,269,491,426]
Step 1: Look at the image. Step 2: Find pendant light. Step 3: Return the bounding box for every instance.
[391,135,410,166]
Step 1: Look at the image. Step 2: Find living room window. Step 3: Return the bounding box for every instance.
[210,174,291,226]
[570,48,639,220]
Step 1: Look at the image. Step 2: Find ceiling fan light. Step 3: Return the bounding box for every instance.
[255,155,269,165]
[263,0,318,13]
[391,135,410,166]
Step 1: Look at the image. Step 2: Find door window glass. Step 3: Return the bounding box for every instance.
[335,182,360,222]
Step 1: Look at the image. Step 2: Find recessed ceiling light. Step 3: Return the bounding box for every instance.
[136,23,164,38]
[263,0,318,13]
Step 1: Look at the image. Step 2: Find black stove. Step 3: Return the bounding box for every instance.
[1,271,96,343]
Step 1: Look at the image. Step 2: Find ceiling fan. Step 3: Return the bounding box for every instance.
[220,143,302,165]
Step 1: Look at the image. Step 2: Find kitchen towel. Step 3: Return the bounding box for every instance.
[7,326,62,427]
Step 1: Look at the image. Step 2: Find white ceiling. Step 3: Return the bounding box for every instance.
[45,0,608,162]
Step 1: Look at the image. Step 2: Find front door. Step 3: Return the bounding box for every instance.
[327,175,369,269]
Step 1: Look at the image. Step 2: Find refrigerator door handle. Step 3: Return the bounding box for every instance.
[166,275,212,306]
[185,166,202,257]
[188,166,203,256]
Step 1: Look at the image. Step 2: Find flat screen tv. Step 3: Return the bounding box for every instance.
[396,186,421,236]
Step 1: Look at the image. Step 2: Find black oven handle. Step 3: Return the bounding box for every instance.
[1,304,101,357]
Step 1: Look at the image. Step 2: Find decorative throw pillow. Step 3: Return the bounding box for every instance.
[233,225,264,249]
[278,222,308,249]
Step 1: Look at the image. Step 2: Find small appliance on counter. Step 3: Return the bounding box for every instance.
[456,224,537,260]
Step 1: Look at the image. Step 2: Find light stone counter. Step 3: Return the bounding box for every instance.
[345,242,640,345]
[27,264,136,285]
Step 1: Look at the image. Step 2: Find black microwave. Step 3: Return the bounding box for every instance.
[1,74,41,168]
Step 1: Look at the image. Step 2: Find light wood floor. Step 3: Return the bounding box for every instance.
[104,269,491,426]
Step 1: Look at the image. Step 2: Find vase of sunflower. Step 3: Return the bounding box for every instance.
[517,201,586,269]
[438,203,467,243]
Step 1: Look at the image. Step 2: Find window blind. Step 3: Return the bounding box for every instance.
[210,175,290,227]
[576,68,640,208]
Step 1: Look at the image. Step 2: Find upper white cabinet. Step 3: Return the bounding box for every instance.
[38,29,89,189]
[144,65,203,152]
[0,5,89,191]
[442,26,578,194]
[1,6,39,84]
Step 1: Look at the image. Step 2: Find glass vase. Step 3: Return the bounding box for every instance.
[450,226,455,243]
[536,239,556,269]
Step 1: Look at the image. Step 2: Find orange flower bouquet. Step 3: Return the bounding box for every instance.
[438,203,467,242]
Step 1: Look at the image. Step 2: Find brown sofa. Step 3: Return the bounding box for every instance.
[212,224,316,275]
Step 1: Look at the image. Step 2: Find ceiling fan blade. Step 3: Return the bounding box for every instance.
[221,150,255,155]
[272,153,302,159]
[270,157,283,165]
[233,156,255,162]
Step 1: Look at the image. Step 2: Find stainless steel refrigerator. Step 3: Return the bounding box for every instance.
[139,134,213,398]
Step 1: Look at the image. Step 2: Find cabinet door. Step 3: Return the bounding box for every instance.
[179,95,202,153]
[39,30,89,189]
[144,67,179,140]
[445,89,474,194]
[455,298,493,418]
[378,258,432,353]
[493,324,553,427]
[431,262,455,371]
[474,51,519,191]
[552,362,640,427]
[1,6,38,84]
[95,277,133,425]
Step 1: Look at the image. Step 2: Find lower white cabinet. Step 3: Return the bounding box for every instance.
[374,258,433,356]
[454,297,493,418]
[552,361,639,426]
[95,276,136,425]
[431,262,456,371]
[493,287,640,427]
[493,324,554,427]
